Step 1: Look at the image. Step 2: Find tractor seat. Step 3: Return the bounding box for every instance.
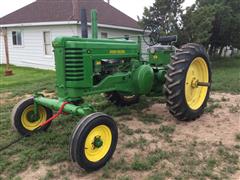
[158,35,177,44]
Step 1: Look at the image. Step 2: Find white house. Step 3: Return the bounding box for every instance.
[0,0,144,69]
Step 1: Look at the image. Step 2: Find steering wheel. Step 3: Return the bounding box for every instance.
[143,24,161,46]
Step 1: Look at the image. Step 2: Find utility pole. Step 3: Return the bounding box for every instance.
[2,28,13,76]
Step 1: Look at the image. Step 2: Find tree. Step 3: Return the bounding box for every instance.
[180,4,215,47]
[139,0,240,56]
[183,0,240,56]
[139,0,184,35]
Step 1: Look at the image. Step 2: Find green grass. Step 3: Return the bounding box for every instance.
[119,124,134,135]
[131,149,171,171]
[124,136,148,150]
[0,65,55,95]
[139,114,163,124]
[205,102,221,113]
[159,125,175,134]
[211,57,240,93]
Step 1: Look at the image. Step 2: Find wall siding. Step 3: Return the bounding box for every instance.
[0,25,145,69]
[0,32,4,64]
[1,25,78,69]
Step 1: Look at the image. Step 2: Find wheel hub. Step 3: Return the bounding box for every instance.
[84,125,112,162]
[93,136,103,149]
[21,105,48,131]
[191,78,199,88]
[26,111,39,122]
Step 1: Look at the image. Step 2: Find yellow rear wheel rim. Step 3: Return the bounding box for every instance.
[185,57,209,110]
[21,105,47,131]
[84,125,112,162]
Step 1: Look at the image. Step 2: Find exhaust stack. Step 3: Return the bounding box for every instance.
[80,8,88,38]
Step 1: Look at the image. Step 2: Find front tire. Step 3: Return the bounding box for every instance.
[70,112,118,171]
[11,97,53,136]
[164,43,211,121]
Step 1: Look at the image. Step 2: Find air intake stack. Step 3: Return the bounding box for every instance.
[80,8,88,38]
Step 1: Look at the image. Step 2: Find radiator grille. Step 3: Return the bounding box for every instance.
[65,48,84,81]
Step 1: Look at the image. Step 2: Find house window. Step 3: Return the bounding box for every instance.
[101,32,108,39]
[43,31,52,55]
[12,31,22,46]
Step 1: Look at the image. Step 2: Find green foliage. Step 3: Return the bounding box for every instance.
[140,0,240,55]
[139,0,184,34]
[181,5,215,45]
[184,0,240,52]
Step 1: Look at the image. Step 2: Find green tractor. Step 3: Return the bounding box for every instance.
[11,9,211,171]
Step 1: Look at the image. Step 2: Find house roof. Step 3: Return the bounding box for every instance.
[0,0,141,30]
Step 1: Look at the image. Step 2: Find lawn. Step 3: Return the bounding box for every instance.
[211,57,240,93]
[0,66,56,96]
[0,57,239,179]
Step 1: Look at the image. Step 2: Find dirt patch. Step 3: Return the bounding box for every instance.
[41,90,56,99]
[0,92,32,106]
[18,162,99,180]
[0,92,12,105]
[0,90,56,106]
[19,163,48,180]
[142,92,240,146]
[171,93,240,146]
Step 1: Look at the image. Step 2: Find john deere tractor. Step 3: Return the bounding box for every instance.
[11,9,211,171]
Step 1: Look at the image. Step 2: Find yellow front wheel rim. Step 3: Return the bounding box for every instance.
[21,105,47,131]
[185,57,209,110]
[85,125,112,162]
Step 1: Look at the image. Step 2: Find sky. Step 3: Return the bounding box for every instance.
[0,0,196,20]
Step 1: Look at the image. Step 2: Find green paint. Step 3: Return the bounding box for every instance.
[34,96,95,117]
[91,10,98,39]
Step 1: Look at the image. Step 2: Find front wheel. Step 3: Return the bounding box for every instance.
[11,97,53,136]
[164,43,211,121]
[70,112,118,171]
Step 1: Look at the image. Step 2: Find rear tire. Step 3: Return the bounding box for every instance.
[105,91,139,106]
[164,43,211,121]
